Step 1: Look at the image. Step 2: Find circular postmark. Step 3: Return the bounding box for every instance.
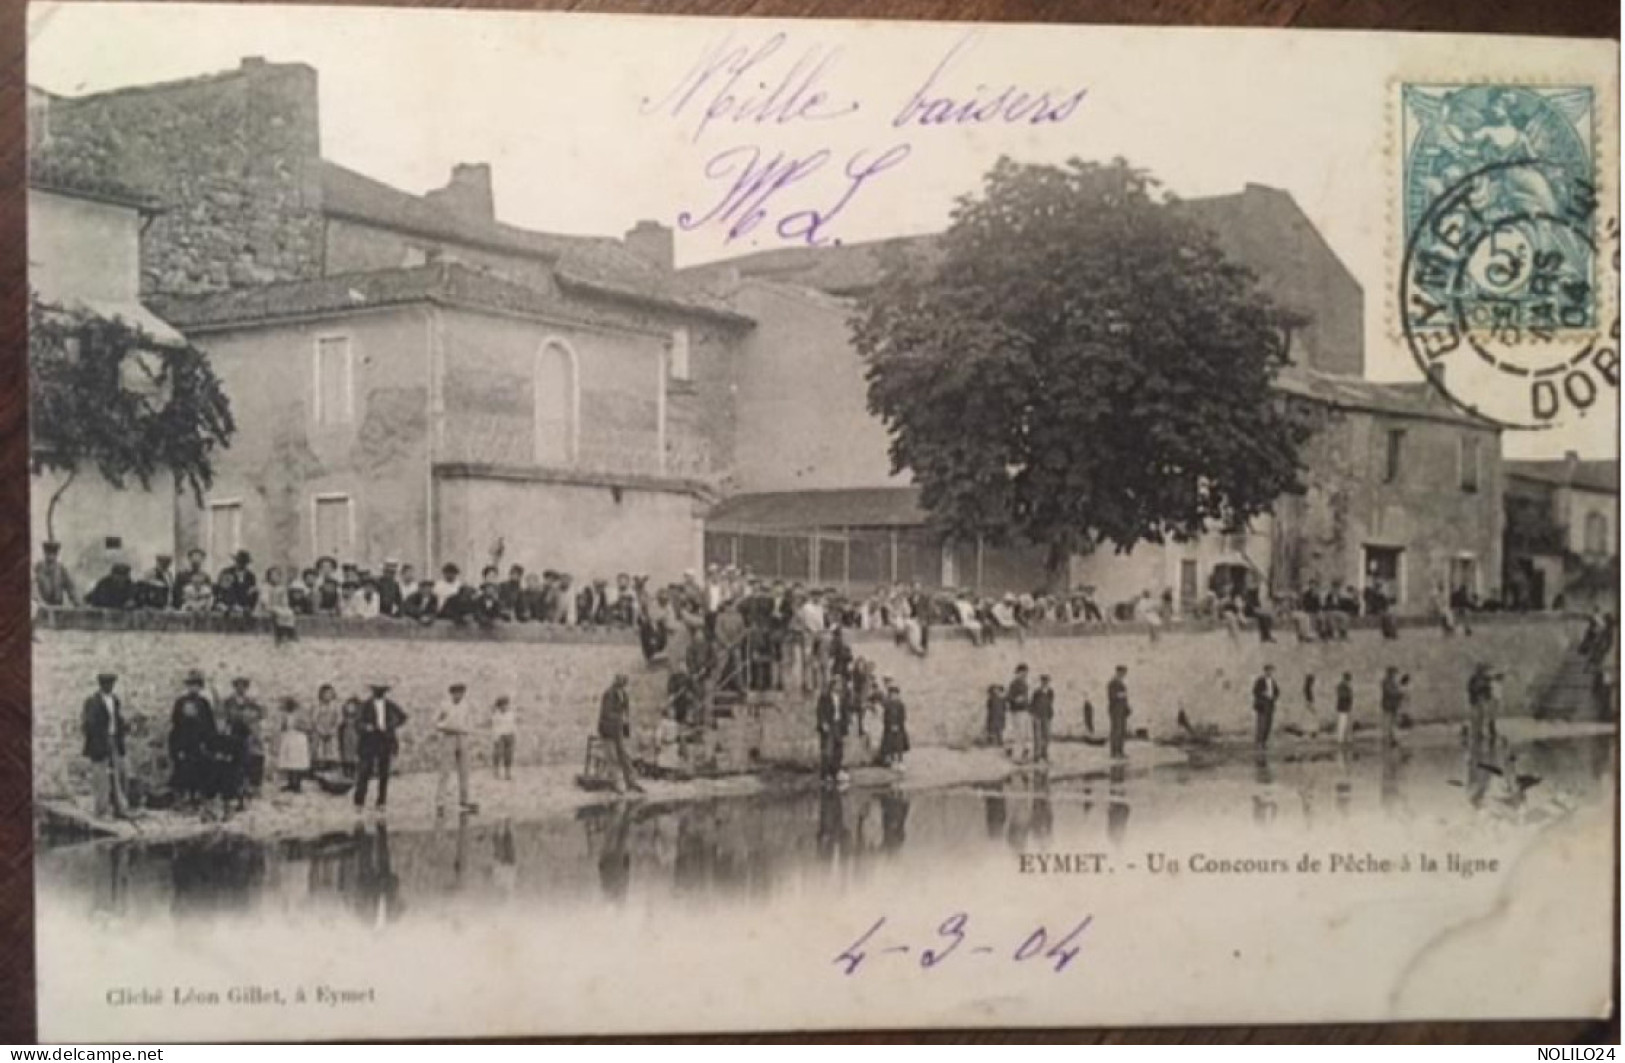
[1401,158,1619,431]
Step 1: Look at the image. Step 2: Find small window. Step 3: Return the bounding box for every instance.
[1450,555,1478,596]
[669,328,691,383]
[207,501,242,561]
[1458,436,1481,493]
[314,336,353,425]
[313,495,354,560]
[1384,429,1406,484]
[103,536,122,550]
[1584,512,1609,555]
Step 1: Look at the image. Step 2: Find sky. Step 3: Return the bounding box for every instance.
[27,3,1620,459]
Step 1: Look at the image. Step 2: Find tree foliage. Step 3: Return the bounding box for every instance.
[29,291,235,536]
[854,157,1315,578]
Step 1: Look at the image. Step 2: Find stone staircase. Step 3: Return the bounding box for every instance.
[1533,644,1614,720]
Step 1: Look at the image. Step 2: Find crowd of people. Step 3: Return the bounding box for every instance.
[77,667,524,822]
[37,537,1540,667]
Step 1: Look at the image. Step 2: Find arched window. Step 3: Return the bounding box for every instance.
[1584,511,1609,555]
[534,338,578,465]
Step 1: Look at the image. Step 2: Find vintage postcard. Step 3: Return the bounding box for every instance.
[25,4,1619,1041]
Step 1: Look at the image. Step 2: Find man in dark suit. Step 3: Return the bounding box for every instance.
[137,554,176,610]
[1031,674,1056,765]
[1253,663,1281,749]
[86,562,137,610]
[169,669,217,807]
[376,559,405,619]
[354,682,409,811]
[215,550,260,614]
[83,671,129,817]
[1107,665,1132,759]
[596,674,642,794]
[815,677,850,785]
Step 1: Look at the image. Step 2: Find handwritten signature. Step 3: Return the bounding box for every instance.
[647,30,1089,248]
[677,143,912,246]
[834,913,1093,975]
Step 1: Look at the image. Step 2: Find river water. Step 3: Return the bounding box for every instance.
[35,731,1617,1038]
[39,732,1615,922]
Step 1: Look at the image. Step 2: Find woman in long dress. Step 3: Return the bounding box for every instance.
[311,684,341,772]
[878,682,910,770]
[275,697,312,793]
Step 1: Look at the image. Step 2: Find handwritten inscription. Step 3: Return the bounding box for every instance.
[646,29,1089,247]
[834,913,1093,976]
[677,143,912,246]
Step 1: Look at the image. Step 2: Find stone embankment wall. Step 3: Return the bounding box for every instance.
[33,609,1582,798]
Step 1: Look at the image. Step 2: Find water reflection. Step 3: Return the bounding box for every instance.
[39,736,1616,926]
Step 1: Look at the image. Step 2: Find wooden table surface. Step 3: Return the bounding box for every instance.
[0,0,1617,1044]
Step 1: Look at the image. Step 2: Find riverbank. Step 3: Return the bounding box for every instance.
[37,716,1613,847]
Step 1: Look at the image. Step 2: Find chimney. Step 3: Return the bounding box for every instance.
[425,163,494,222]
[624,219,675,272]
[1565,449,1580,481]
[240,56,267,70]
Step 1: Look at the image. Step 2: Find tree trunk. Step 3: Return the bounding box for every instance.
[45,465,77,544]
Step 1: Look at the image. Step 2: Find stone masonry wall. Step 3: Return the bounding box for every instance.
[47,60,326,297]
[33,610,1580,800]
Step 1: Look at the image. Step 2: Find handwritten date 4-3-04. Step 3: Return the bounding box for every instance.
[834,913,1092,976]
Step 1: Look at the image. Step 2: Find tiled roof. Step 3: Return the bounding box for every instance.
[688,235,945,295]
[320,162,744,324]
[1271,367,1500,430]
[151,261,721,332]
[707,488,927,529]
[1506,459,1619,494]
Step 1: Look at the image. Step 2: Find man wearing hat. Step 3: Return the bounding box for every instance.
[1252,663,1281,750]
[1107,665,1132,760]
[434,682,478,815]
[596,674,643,794]
[138,553,177,611]
[33,541,79,608]
[1466,662,1496,756]
[355,682,409,810]
[221,676,268,799]
[1031,674,1056,766]
[86,562,137,611]
[82,671,129,817]
[215,550,260,615]
[169,669,217,806]
[378,559,410,619]
[1006,664,1032,761]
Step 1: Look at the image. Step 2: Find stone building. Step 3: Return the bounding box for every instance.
[1271,369,1503,611]
[691,185,1504,613]
[1503,454,1619,611]
[38,60,751,581]
[27,88,188,587]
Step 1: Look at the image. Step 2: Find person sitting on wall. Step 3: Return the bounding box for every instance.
[289,568,316,615]
[86,561,137,610]
[376,560,405,619]
[137,554,177,610]
[214,551,260,615]
[347,578,382,620]
[577,578,611,627]
[173,548,211,609]
[402,579,439,625]
[498,564,525,621]
[34,540,80,608]
[180,570,214,612]
[474,573,505,628]
[433,563,464,611]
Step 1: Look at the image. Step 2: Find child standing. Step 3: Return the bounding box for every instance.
[490,695,517,781]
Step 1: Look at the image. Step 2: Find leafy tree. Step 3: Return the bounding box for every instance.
[29,292,235,541]
[854,157,1315,585]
